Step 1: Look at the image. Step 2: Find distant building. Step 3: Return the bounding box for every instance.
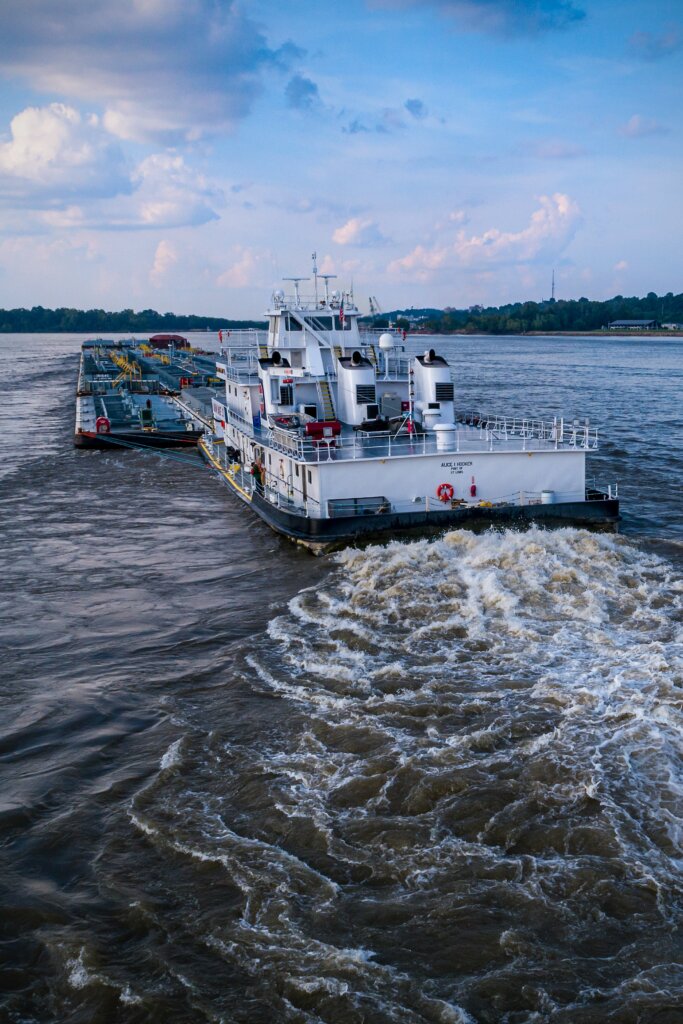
[148,333,189,349]
[607,319,658,330]
[662,323,683,330]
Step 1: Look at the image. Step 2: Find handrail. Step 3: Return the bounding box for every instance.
[262,419,598,463]
[459,411,598,450]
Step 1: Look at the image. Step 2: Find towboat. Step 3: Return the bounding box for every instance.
[199,257,619,553]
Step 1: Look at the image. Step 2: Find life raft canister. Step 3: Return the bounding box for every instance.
[436,482,454,503]
[95,416,111,435]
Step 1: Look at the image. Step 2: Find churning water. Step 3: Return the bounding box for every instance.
[0,333,681,1023]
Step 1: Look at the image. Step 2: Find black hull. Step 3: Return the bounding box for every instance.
[75,429,203,450]
[251,491,620,553]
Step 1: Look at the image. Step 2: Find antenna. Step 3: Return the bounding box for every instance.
[283,277,309,307]
[312,252,318,306]
[551,269,555,301]
[319,274,337,305]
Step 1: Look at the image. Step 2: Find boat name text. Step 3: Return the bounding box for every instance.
[441,460,473,475]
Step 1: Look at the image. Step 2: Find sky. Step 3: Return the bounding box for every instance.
[0,0,681,318]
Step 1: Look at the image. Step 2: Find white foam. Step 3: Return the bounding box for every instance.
[133,528,683,1020]
[160,737,184,770]
[66,948,93,990]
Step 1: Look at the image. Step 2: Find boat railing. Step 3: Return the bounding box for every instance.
[265,417,598,462]
[458,412,599,450]
[231,464,322,519]
[324,487,602,518]
[372,356,411,380]
[222,363,261,383]
[261,486,322,519]
[225,407,263,437]
[270,424,301,453]
[220,329,268,349]
[219,349,262,380]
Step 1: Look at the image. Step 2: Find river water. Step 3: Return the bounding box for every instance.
[1,332,681,1024]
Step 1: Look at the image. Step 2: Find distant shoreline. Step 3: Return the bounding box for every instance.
[413,330,683,338]
[3,328,682,338]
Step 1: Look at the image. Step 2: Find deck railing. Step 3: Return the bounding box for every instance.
[264,418,598,463]
[324,487,615,519]
[458,412,598,450]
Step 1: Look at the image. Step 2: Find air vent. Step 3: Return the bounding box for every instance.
[435,382,454,401]
[356,385,376,404]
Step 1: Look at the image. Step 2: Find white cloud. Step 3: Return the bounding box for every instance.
[133,154,222,228]
[613,260,628,272]
[333,217,387,246]
[0,117,224,231]
[0,103,130,201]
[389,244,449,279]
[619,114,668,138]
[150,240,178,284]
[217,248,274,288]
[0,1,298,144]
[389,193,582,279]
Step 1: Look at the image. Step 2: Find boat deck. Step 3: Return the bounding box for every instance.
[92,392,191,432]
[257,415,598,464]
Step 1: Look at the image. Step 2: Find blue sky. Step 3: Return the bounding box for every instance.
[0,0,681,317]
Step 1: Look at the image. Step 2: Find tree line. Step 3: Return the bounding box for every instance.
[2,290,682,335]
[0,306,265,333]
[372,291,683,334]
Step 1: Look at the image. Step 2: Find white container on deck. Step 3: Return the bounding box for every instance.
[434,423,456,451]
[541,490,555,504]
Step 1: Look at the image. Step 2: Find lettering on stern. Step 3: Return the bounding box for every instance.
[440,460,473,476]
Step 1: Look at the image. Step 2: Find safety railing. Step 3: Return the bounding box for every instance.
[204,436,322,519]
[323,487,615,518]
[458,412,599,450]
[264,419,598,463]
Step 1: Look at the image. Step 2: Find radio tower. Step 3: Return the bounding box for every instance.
[551,269,555,301]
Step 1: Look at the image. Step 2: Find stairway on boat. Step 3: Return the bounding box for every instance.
[317,379,336,420]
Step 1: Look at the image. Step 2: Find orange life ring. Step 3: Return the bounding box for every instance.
[436,482,454,503]
[95,416,111,435]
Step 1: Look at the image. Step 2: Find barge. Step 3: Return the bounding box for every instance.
[74,338,216,449]
[200,258,619,553]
